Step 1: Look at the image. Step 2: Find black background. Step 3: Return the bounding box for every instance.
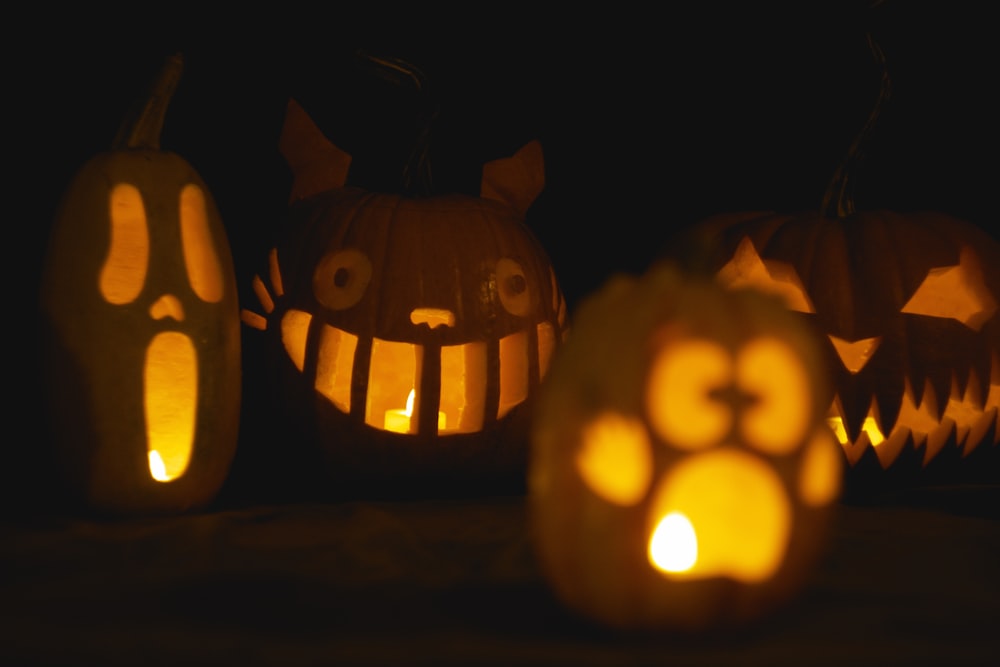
[16,1,998,510]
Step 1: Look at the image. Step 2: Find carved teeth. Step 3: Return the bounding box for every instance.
[828,356,999,468]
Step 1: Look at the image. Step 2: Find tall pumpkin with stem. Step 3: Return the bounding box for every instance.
[40,53,242,515]
[693,30,999,493]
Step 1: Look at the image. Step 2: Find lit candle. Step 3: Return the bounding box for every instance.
[148,450,169,482]
[648,511,698,573]
[384,395,413,433]
[384,389,446,433]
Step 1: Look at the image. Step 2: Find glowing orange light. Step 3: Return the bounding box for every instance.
[384,389,446,434]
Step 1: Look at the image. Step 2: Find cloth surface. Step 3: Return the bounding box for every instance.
[2,486,998,666]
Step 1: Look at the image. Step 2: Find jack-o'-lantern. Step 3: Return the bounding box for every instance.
[39,53,242,515]
[694,35,999,489]
[529,263,840,632]
[700,211,999,488]
[240,98,568,498]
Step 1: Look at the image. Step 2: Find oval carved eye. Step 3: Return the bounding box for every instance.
[496,257,533,317]
[313,248,372,311]
[646,339,733,450]
[101,182,149,305]
[180,183,224,304]
[736,337,812,454]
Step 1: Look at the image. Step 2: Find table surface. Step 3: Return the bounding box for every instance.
[2,483,998,667]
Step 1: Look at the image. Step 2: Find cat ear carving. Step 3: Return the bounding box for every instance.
[480,140,545,217]
[279,98,353,204]
[280,97,545,216]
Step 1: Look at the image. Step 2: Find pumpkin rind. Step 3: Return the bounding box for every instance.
[529,263,840,632]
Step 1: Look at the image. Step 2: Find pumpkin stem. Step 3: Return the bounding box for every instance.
[820,30,892,218]
[353,50,439,197]
[112,52,184,151]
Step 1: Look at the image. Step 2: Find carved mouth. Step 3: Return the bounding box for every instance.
[145,331,197,482]
[279,308,559,435]
[827,354,1000,468]
[646,448,790,583]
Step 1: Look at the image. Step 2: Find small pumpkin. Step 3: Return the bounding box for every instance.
[529,262,841,632]
[694,35,999,489]
[241,97,568,498]
[39,53,242,515]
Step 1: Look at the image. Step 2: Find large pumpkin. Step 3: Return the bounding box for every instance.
[698,209,999,486]
[39,54,242,515]
[694,36,999,489]
[240,98,568,498]
[529,262,841,632]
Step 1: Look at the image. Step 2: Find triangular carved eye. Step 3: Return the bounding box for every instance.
[717,237,815,314]
[901,246,997,331]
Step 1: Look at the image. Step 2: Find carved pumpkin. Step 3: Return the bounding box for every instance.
[529,263,841,632]
[699,210,999,485]
[695,35,1000,488]
[240,98,568,497]
[39,54,242,515]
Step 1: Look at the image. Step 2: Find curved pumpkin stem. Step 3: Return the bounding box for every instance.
[820,31,892,219]
[353,50,439,197]
[112,52,184,151]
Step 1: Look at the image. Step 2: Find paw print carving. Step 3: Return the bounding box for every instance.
[575,331,841,583]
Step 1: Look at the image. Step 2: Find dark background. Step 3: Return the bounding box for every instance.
[16,1,998,509]
[5,4,999,665]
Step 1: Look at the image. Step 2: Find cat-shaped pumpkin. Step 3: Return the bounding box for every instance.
[241,99,569,499]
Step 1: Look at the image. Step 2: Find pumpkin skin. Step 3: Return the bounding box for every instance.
[529,263,841,632]
[241,99,568,498]
[39,54,242,515]
[697,210,1000,488]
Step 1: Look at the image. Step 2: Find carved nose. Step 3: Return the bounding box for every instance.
[828,335,881,374]
[410,308,455,329]
[149,294,186,322]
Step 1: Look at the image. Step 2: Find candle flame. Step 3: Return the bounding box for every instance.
[648,511,698,573]
[148,450,169,482]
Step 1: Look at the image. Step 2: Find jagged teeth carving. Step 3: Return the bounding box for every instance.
[828,356,999,469]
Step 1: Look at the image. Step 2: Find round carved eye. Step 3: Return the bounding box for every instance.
[737,337,812,454]
[497,257,532,317]
[646,339,733,450]
[313,248,372,311]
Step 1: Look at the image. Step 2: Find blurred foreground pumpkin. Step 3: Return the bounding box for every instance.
[529,262,840,632]
[39,53,242,515]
